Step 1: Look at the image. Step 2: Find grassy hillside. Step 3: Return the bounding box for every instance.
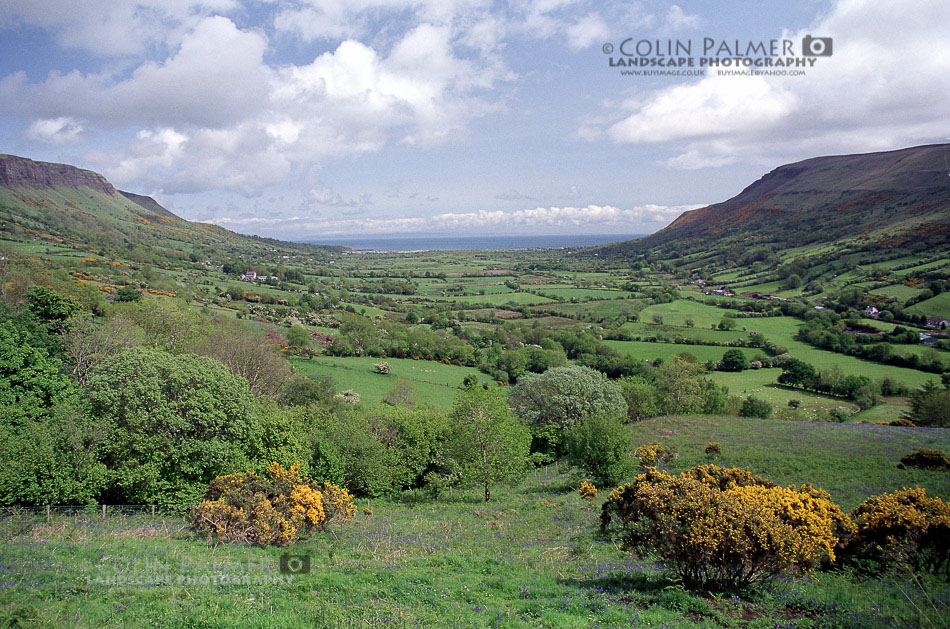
[599,143,950,255]
[3,415,947,627]
[0,154,342,265]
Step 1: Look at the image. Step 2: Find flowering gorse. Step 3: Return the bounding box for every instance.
[634,443,675,468]
[601,465,853,590]
[578,480,598,501]
[191,462,356,546]
[845,487,949,576]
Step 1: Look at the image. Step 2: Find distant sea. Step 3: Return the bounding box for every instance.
[308,234,645,252]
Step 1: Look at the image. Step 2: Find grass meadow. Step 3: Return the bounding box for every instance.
[2,416,948,628]
[290,356,489,408]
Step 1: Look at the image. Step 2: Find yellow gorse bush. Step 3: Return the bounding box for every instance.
[578,480,598,500]
[634,443,674,468]
[191,462,356,546]
[600,465,853,590]
[846,487,950,576]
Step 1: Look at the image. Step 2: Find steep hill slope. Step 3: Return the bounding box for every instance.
[0,154,340,262]
[604,144,950,255]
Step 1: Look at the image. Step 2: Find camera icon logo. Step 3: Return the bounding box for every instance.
[802,35,833,57]
[279,554,311,575]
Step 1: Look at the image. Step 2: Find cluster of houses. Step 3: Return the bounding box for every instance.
[239,270,280,282]
[740,291,792,303]
[704,285,734,297]
[927,316,949,329]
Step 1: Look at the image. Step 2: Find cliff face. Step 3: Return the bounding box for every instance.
[0,154,117,196]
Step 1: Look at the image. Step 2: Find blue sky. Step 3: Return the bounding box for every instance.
[0,0,947,241]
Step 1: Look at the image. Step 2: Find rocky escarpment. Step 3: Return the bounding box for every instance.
[0,154,117,196]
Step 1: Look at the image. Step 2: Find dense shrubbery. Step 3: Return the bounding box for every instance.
[509,365,626,460]
[191,462,356,546]
[312,404,450,497]
[739,395,772,419]
[845,488,949,576]
[601,465,854,590]
[326,313,477,366]
[900,448,950,469]
[87,347,258,505]
[565,414,632,486]
[577,480,598,500]
[903,380,950,427]
[719,348,749,372]
[633,443,675,468]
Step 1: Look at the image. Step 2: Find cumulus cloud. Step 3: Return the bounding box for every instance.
[0,0,662,199]
[586,0,950,168]
[0,0,240,57]
[0,16,271,129]
[25,116,83,144]
[203,203,700,237]
[2,14,508,194]
[607,77,797,144]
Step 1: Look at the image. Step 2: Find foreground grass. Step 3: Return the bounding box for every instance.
[2,416,949,627]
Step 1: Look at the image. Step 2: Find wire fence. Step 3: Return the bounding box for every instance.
[0,504,192,523]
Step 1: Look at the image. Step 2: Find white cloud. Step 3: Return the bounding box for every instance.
[25,116,83,143]
[310,186,374,208]
[3,14,508,195]
[0,16,271,129]
[607,77,797,144]
[0,0,240,56]
[586,0,950,168]
[203,203,700,236]
[662,5,700,33]
[566,13,610,50]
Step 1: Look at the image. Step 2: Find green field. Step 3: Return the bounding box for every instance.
[638,300,740,328]
[707,368,858,416]
[605,340,761,364]
[739,317,939,388]
[533,287,624,300]
[868,283,926,302]
[291,356,489,407]
[906,291,950,318]
[620,321,746,343]
[849,398,912,424]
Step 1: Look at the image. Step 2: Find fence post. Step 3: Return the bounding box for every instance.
[102,504,106,519]
[151,505,156,518]
[46,504,51,525]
